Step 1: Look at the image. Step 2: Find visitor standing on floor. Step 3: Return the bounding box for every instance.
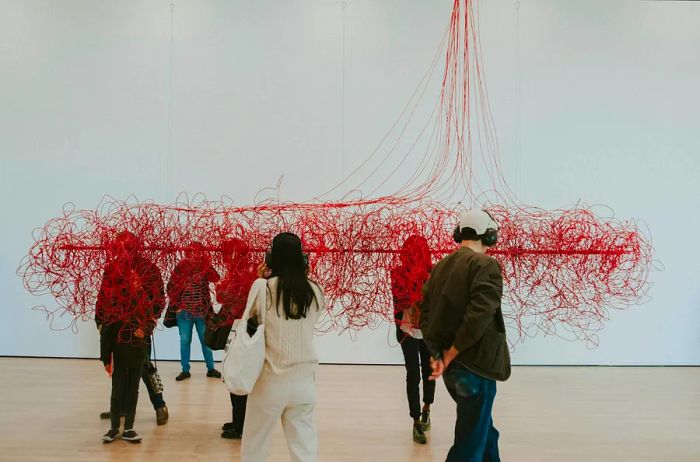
[390,235,435,444]
[97,345,169,426]
[240,232,324,462]
[96,232,169,427]
[213,238,258,439]
[420,210,511,462]
[96,231,166,443]
[167,242,222,381]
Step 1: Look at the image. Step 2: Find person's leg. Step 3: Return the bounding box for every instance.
[443,365,497,462]
[483,417,501,462]
[280,377,317,462]
[109,364,127,430]
[222,393,238,438]
[418,339,435,428]
[398,333,422,421]
[241,381,286,461]
[193,315,216,371]
[176,311,193,373]
[141,360,165,409]
[123,366,142,430]
[232,393,248,434]
[142,358,169,424]
[222,393,248,438]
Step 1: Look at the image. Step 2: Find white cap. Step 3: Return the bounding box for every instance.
[459,210,498,235]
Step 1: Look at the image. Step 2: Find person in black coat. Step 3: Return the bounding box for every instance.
[96,231,165,443]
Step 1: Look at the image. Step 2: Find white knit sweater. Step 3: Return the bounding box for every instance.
[250,277,324,384]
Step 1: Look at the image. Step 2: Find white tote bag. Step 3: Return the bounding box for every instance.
[221,278,268,395]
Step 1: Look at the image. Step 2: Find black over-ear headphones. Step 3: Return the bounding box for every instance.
[481,210,499,246]
[453,226,463,244]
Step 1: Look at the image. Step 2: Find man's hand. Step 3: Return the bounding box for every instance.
[429,357,445,381]
[442,345,459,370]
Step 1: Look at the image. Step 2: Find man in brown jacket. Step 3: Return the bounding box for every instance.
[420,210,510,462]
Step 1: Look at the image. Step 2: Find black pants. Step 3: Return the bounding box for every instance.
[230,393,248,433]
[110,365,142,430]
[398,328,436,420]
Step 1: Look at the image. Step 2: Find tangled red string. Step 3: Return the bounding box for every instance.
[17,196,652,344]
[17,0,655,346]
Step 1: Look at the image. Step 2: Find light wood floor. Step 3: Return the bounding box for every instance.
[0,358,698,461]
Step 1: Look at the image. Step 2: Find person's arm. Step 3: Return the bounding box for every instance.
[311,282,325,325]
[166,261,187,312]
[215,278,227,304]
[420,274,448,380]
[418,275,443,358]
[100,324,115,366]
[450,258,503,356]
[95,266,112,330]
[145,262,165,315]
[418,275,431,331]
[389,269,403,324]
[166,263,179,301]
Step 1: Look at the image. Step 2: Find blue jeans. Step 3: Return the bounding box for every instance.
[176,310,215,372]
[443,363,501,462]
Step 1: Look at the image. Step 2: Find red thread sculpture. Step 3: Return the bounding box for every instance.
[18,0,653,346]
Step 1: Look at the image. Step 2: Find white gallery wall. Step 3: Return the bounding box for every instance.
[1,0,699,365]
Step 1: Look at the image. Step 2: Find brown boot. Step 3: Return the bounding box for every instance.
[156,406,169,425]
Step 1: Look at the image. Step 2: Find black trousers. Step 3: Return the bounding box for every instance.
[398,328,436,420]
[229,393,248,433]
[110,365,142,430]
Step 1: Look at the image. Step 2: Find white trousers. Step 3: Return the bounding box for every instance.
[240,375,317,462]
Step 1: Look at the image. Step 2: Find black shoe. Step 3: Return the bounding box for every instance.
[207,369,221,379]
[420,410,431,431]
[102,429,120,443]
[222,421,235,431]
[122,429,142,443]
[176,371,191,381]
[221,428,242,439]
[156,406,169,426]
[99,411,111,420]
[413,423,427,445]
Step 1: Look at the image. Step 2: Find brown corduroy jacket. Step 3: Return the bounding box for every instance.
[419,247,511,382]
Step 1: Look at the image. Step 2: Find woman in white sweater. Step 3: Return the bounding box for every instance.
[241,232,324,462]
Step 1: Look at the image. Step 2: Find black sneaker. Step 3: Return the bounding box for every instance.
[122,429,142,443]
[420,410,431,431]
[102,429,120,443]
[207,369,221,379]
[221,428,242,439]
[176,371,191,381]
[413,423,427,445]
[222,421,235,431]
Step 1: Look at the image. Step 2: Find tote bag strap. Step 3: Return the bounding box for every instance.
[240,278,268,326]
